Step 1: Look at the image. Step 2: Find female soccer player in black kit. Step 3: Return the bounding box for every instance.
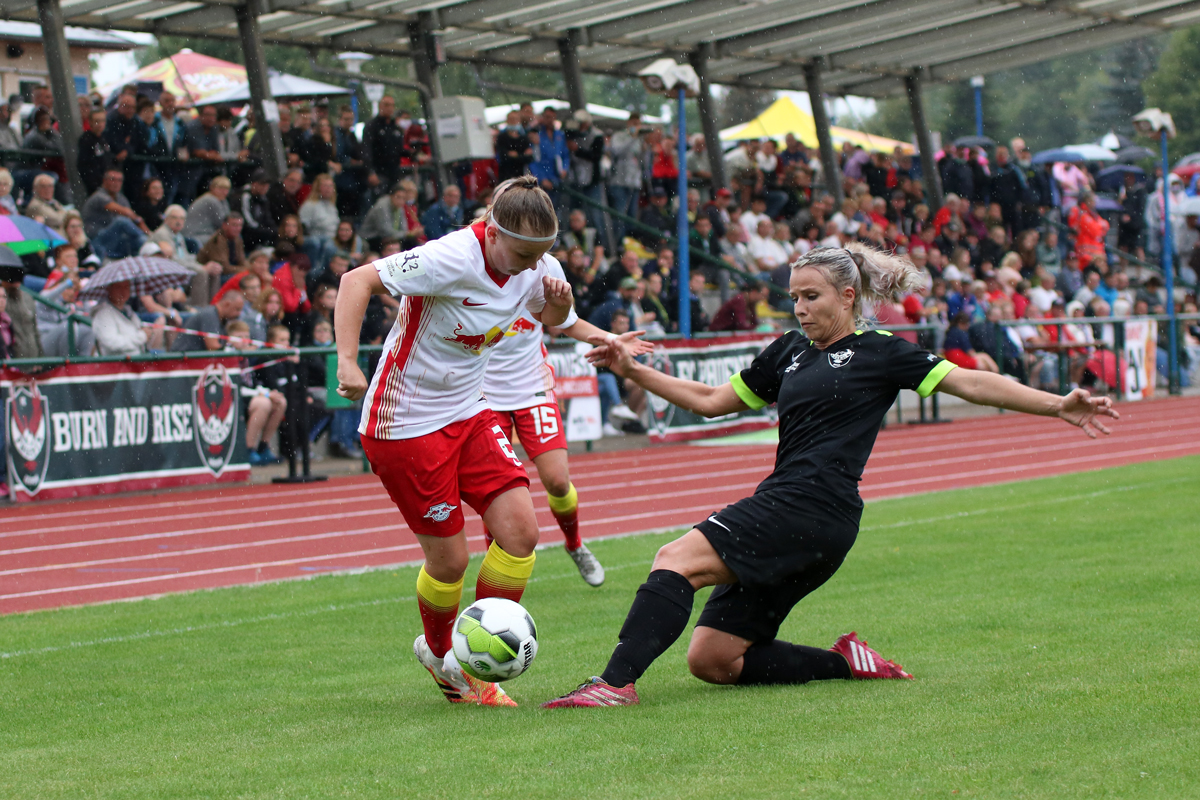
[543,243,1119,708]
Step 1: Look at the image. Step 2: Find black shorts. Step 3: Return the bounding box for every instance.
[694,487,860,643]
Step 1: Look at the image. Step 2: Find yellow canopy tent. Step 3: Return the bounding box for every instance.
[721,96,913,155]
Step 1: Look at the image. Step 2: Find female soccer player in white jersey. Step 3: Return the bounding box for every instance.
[333,177,637,707]
[483,310,654,587]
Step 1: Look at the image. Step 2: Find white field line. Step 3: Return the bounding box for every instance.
[2,472,1185,658]
[0,561,650,660]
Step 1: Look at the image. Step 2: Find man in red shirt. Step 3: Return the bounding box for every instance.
[709,281,769,332]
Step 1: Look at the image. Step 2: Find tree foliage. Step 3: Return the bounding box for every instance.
[1144,25,1200,161]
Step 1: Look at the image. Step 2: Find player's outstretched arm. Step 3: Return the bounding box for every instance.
[333,265,387,401]
[586,335,748,418]
[936,368,1119,438]
[558,318,654,357]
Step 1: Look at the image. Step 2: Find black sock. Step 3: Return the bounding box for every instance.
[737,639,853,685]
[600,570,695,687]
[257,441,269,454]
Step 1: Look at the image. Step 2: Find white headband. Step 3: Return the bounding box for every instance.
[491,217,559,243]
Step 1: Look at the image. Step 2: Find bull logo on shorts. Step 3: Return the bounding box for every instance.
[5,383,50,496]
[193,364,239,476]
[444,324,506,355]
[423,502,458,523]
[828,349,855,369]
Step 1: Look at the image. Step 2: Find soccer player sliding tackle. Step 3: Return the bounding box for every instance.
[334,177,645,707]
[543,243,1118,708]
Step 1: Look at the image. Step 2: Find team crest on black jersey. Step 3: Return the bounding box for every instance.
[828,349,855,368]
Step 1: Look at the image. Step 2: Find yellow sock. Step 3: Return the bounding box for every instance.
[476,542,536,602]
[417,566,463,657]
[546,482,578,514]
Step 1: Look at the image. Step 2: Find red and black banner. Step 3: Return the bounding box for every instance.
[2,360,249,503]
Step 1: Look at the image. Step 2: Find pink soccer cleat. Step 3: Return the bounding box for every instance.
[541,677,640,708]
[830,631,914,680]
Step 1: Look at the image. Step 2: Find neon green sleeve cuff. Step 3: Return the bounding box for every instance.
[917,360,957,398]
[730,373,769,410]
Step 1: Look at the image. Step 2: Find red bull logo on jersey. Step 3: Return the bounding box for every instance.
[505,317,539,337]
[444,324,506,354]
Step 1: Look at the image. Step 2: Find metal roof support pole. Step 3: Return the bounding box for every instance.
[803,57,842,207]
[905,67,942,212]
[36,0,86,206]
[558,29,587,113]
[408,11,448,193]
[689,42,726,192]
[236,0,286,181]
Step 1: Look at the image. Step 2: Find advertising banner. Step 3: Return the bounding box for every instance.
[644,334,779,443]
[1122,319,1157,401]
[545,341,602,442]
[2,359,250,502]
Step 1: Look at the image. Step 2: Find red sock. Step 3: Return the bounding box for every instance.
[553,507,581,550]
[547,483,581,551]
[416,567,462,658]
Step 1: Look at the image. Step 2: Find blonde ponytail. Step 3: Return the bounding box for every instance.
[791,243,922,327]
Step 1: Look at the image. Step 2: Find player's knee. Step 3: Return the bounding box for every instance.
[686,648,737,685]
[499,524,538,558]
[542,473,570,498]
[651,538,689,572]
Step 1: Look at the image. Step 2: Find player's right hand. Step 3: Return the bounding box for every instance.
[336,360,368,402]
[585,334,636,377]
[617,330,654,357]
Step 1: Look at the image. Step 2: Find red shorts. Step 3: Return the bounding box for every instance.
[944,348,978,371]
[492,403,568,460]
[361,409,530,537]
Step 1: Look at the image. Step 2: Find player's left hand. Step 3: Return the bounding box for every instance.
[543,276,573,311]
[615,330,654,357]
[1056,388,1119,438]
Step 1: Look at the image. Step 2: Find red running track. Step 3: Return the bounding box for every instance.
[2,395,1198,615]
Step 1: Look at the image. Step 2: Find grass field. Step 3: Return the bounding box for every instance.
[2,457,1198,799]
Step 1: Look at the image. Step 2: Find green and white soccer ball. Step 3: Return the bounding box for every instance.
[452,598,538,682]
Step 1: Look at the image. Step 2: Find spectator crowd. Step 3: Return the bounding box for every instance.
[3,82,1200,455]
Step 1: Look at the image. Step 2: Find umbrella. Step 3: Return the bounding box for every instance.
[1098,130,1134,151]
[79,257,194,301]
[0,215,66,255]
[952,135,995,148]
[1096,164,1145,192]
[1115,146,1155,163]
[0,244,26,283]
[1062,143,1117,162]
[1176,195,1200,216]
[1031,148,1086,165]
[1095,197,1122,212]
[0,244,23,268]
[195,70,351,107]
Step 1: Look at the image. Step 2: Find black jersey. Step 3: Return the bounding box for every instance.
[730,328,955,510]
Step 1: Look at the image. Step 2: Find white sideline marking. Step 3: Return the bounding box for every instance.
[0,562,647,660]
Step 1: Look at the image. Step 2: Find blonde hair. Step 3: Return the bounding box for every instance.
[488,175,557,241]
[304,173,336,206]
[209,176,232,191]
[790,243,923,327]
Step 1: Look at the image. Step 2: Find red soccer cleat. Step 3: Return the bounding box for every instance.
[541,677,640,708]
[830,631,914,680]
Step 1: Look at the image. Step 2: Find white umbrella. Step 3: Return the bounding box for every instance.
[196,70,350,106]
[1062,144,1117,162]
[483,99,669,127]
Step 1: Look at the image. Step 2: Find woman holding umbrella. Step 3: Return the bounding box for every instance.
[81,254,192,355]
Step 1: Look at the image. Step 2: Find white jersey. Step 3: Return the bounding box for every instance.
[483,305,579,411]
[360,221,564,440]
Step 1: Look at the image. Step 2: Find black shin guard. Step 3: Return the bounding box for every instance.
[737,639,853,685]
[601,570,695,687]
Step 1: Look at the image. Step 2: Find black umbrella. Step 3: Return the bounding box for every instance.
[1096,164,1145,192]
[1115,145,1156,163]
[953,135,996,149]
[0,244,26,283]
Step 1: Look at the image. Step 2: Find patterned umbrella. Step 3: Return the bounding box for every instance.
[0,215,67,255]
[79,257,194,301]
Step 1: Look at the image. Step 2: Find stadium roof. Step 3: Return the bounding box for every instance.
[2,0,1197,97]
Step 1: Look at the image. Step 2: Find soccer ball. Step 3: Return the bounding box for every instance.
[452,598,538,682]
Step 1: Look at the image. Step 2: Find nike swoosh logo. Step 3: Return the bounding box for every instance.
[462,298,487,307]
[538,434,556,443]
